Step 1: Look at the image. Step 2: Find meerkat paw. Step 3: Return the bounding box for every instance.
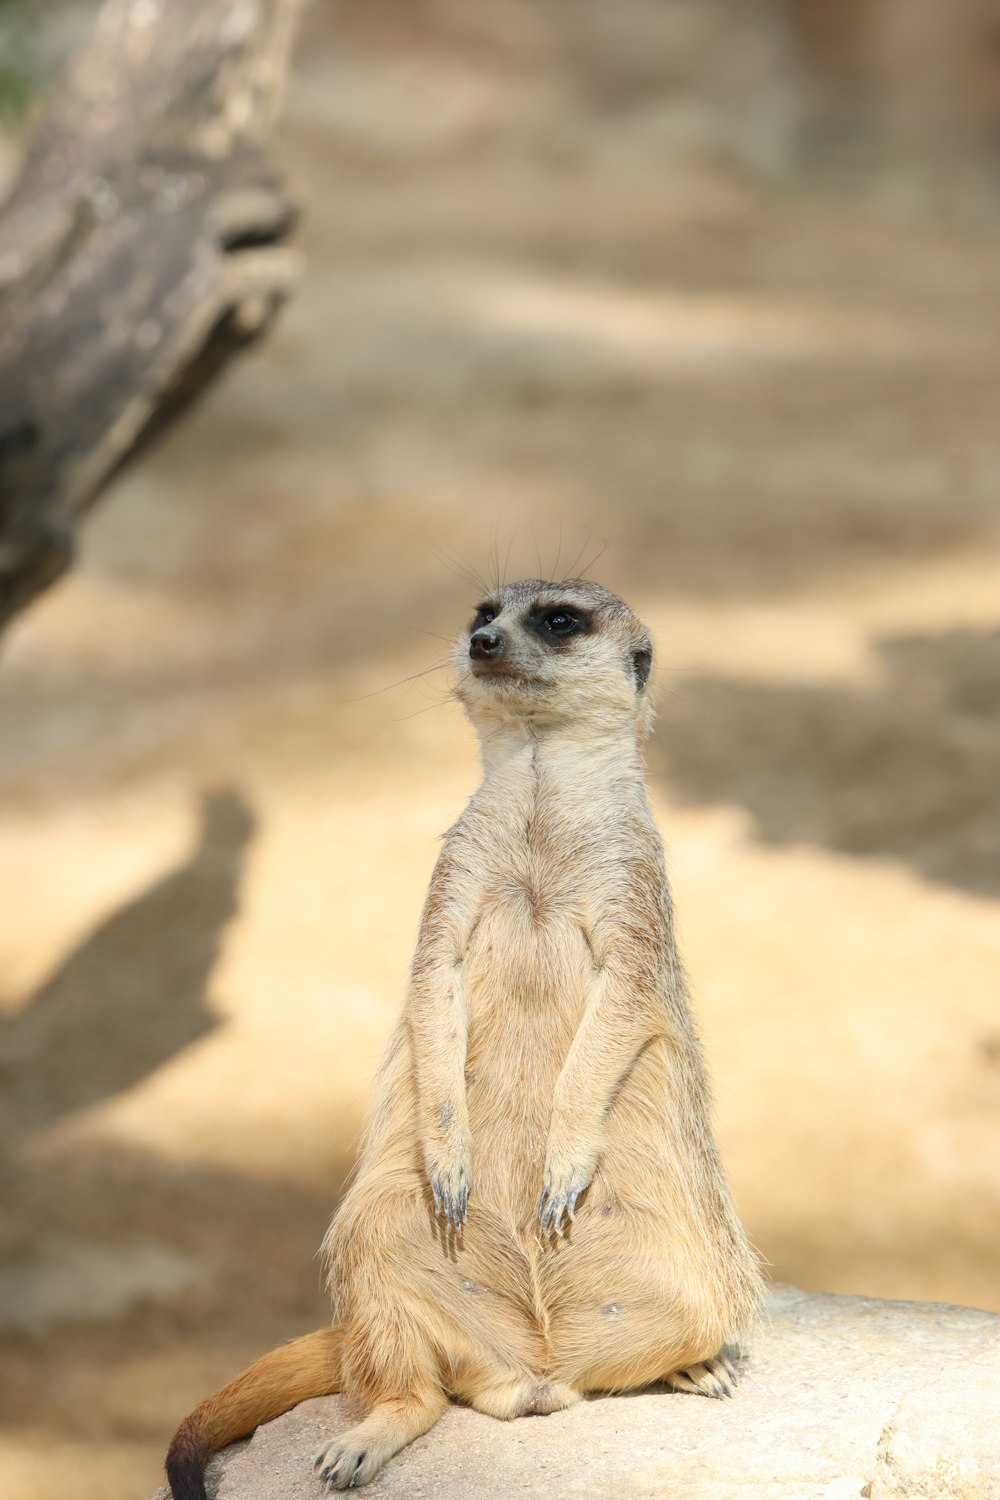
[666,1351,739,1399]
[314,1392,447,1491]
[537,1157,596,1237]
[427,1157,470,1231]
[423,1105,472,1231]
[314,1434,384,1490]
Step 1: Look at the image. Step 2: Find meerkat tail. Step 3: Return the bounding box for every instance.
[165,1326,344,1500]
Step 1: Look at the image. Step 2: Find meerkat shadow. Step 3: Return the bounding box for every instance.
[0,786,256,1145]
[653,627,1000,899]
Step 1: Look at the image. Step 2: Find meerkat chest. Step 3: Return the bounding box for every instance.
[468,767,606,915]
[457,772,612,1016]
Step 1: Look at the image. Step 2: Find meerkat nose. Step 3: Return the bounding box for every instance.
[470,629,504,660]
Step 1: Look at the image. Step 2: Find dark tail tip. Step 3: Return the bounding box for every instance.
[165,1421,208,1500]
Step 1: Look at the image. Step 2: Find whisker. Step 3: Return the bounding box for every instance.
[414,627,454,647]
[430,542,489,598]
[460,544,492,598]
[564,527,593,581]
[390,696,459,722]
[551,522,563,583]
[576,539,608,580]
[347,661,451,702]
[502,526,515,589]
[489,525,501,593]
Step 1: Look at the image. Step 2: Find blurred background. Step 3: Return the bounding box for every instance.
[2,2,999,1498]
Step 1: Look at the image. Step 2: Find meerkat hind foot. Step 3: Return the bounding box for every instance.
[315,1392,447,1490]
[315,1435,382,1492]
[665,1352,738,1400]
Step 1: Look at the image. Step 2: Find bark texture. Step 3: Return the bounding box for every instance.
[0,0,306,631]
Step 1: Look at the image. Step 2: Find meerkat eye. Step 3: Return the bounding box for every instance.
[525,603,591,643]
[472,604,498,630]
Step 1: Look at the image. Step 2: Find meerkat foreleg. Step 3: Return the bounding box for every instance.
[539,971,664,1235]
[408,958,472,1231]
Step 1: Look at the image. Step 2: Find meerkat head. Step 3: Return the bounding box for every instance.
[453,578,654,739]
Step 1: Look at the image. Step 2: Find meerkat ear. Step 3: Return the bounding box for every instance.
[632,644,652,691]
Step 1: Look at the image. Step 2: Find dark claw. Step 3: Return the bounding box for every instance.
[431,1171,470,1232]
[539,1173,586,1235]
[538,1177,559,1231]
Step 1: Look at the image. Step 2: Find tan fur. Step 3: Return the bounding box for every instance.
[165,578,763,1498]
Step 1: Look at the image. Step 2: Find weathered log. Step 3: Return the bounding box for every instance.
[0,0,307,632]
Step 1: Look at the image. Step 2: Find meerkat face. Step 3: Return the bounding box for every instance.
[453,578,654,736]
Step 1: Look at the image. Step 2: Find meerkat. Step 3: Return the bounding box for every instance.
[166,578,763,1499]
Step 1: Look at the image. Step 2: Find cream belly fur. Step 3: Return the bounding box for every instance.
[164,578,762,1500]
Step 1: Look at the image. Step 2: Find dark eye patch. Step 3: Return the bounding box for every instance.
[524,603,594,647]
[471,601,500,631]
[633,646,652,690]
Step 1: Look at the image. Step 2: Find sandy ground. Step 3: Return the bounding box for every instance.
[1,7,999,1500]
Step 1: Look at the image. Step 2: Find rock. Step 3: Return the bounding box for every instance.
[150,1286,1000,1500]
[869,1343,1000,1500]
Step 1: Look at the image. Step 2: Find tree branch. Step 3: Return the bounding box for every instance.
[0,0,307,632]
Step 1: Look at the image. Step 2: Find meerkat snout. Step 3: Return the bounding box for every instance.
[469,627,504,662]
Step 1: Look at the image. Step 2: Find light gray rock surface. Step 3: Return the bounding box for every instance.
[151,1286,1000,1500]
